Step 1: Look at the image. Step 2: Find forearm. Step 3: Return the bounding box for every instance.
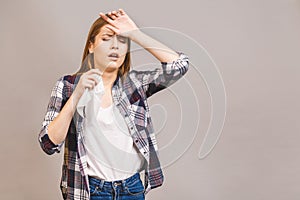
[47,93,79,145]
[129,29,180,63]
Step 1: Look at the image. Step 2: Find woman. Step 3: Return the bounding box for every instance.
[38,9,189,200]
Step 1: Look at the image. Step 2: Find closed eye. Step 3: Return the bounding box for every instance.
[102,35,128,43]
[117,36,128,43]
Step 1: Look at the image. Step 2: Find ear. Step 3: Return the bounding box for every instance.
[88,42,94,53]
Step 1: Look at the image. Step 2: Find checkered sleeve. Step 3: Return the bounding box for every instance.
[38,76,65,155]
[133,52,189,97]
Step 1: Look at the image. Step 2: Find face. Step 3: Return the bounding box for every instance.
[89,24,129,73]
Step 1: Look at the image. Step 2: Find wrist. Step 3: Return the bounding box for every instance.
[70,91,81,105]
[129,29,143,42]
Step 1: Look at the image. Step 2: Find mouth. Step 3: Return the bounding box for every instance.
[108,52,119,59]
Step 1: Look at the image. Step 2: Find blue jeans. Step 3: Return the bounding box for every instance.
[88,173,145,200]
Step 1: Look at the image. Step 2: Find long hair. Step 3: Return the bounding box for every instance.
[74,14,131,79]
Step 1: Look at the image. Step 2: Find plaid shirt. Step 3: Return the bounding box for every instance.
[38,52,189,199]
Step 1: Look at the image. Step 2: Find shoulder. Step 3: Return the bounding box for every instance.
[62,74,78,84]
[126,70,144,88]
[55,73,79,87]
[53,74,78,99]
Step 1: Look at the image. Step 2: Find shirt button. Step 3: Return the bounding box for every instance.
[135,140,139,143]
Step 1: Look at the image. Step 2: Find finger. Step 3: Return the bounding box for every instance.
[108,11,117,18]
[99,12,116,26]
[99,12,104,17]
[84,80,95,90]
[87,75,99,85]
[115,11,121,17]
[110,10,121,19]
[110,14,117,20]
[118,8,125,15]
[105,24,120,35]
[86,77,96,84]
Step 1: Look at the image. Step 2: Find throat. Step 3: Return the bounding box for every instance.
[101,71,118,87]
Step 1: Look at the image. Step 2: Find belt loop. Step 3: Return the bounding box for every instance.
[122,179,126,189]
[99,179,105,190]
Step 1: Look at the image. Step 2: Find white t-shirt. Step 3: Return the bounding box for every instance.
[79,82,145,181]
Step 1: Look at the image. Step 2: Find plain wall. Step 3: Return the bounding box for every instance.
[0,0,300,199]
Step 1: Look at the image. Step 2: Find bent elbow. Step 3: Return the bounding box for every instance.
[38,130,62,155]
[179,53,189,76]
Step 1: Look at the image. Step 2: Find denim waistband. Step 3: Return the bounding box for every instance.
[88,172,140,188]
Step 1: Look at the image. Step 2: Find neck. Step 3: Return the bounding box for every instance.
[101,69,118,88]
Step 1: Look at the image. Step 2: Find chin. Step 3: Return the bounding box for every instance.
[103,63,121,72]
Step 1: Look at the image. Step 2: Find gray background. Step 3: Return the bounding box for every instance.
[1,0,300,199]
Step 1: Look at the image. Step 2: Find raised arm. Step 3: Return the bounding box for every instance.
[99,9,179,63]
[99,9,189,97]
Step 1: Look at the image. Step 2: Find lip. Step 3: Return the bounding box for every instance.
[108,56,118,61]
[108,52,119,58]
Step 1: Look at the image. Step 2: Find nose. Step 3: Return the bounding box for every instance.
[111,35,119,49]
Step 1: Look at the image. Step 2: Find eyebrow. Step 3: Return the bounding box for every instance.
[101,33,127,40]
[102,33,114,36]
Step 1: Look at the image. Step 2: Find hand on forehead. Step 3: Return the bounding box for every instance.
[102,25,115,35]
[101,25,128,40]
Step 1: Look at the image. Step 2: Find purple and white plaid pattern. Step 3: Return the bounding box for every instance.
[38,52,189,199]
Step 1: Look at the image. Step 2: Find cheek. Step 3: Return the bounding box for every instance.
[120,46,128,61]
[94,42,108,52]
[93,44,108,58]
[119,43,128,55]
[92,46,107,66]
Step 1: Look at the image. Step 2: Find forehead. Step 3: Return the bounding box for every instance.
[99,25,115,35]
